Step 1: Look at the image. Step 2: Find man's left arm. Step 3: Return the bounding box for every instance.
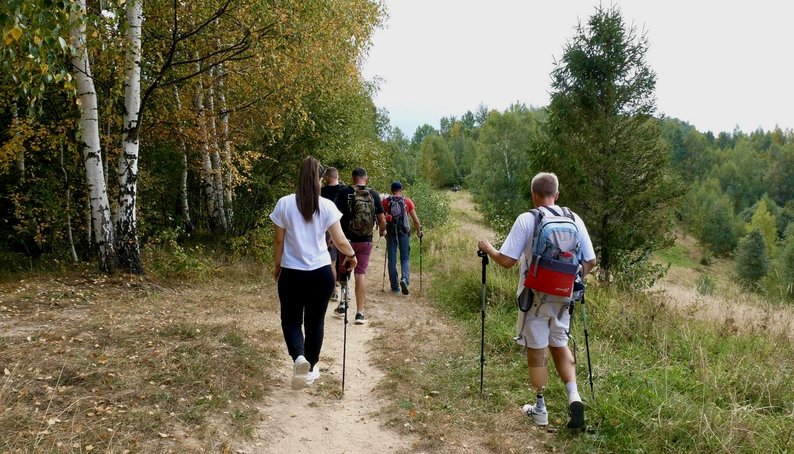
[372,190,387,236]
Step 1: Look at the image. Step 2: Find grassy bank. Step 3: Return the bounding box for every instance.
[374,194,793,453]
[0,259,281,452]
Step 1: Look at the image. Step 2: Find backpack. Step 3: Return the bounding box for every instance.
[387,196,411,235]
[347,186,376,236]
[522,206,581,303]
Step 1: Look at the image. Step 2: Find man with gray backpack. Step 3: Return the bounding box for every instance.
[382,181,423,295]
[477,172,596,430]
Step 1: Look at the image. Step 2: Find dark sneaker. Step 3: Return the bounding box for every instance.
[567,401,585,430]
[400,279,409,295]
[333,302,346,317]
[330,291,339,302]
[391,287,400,293]
[354,313,366,325]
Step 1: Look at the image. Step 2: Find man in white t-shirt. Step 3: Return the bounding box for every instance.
[478,172,597,430]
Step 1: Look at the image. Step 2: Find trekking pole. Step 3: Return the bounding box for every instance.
[381,235,387,292]
[581,292,595,400]
[419,232,423,294]
[477,249,489,396]
[341,270,351,395]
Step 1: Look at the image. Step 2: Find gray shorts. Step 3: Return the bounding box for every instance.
[515,299,571,349]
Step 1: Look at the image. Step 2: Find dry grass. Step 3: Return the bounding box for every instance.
[0,261,282,453]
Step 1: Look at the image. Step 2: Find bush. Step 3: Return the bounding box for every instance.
[143,227,210,279]
[404,180,450,230]
[735,229,769,285]
[696,273,716,295]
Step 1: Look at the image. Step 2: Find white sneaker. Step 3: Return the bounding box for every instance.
[291,355,310,390]
[522,403,549,426]
[306,369,321,385]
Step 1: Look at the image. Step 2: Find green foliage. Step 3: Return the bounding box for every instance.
[402,180,450,230]
[745,198,777,256]
[696,272,716,295]
[542,5,683,284]
[143,227,211,279]
[228,213,275,264]
[735,229,769,285]
[418,134,456,188]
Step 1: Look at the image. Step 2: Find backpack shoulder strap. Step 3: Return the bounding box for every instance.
[541,205,561,217]
[560,206,574,220]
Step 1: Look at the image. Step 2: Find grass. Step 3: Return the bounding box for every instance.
[372,196,794,453]
[0,259,281,452]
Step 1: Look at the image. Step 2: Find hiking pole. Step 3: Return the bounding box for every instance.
[341,270,351,395]
[581,292,595,400]
[381,235,388,292]
[477,249,489,396]
[419,233,423,294]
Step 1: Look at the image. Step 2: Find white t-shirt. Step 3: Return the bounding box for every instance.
[269,194,343,271]
[499,205,596,297]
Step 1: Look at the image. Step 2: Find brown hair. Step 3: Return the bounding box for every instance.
[296,156,321,222]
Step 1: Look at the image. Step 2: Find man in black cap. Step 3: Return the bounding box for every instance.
[382,181,422,295]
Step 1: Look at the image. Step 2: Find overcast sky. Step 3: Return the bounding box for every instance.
[361,0,794,137]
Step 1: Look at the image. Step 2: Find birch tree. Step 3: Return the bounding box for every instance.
[71,0,116,272]
[116,0,144,273]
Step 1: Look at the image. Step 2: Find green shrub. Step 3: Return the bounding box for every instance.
[404,180,450,230]
[696,272,716,295]
[143,227,210,279]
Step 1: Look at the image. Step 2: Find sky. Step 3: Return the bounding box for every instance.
[361,0,794,137]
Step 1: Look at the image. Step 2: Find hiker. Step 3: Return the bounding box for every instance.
[270,156,357,390]
[382,181,422,295]
[321,167,344,302]
[477,172,596,430]
[334,167,387,325]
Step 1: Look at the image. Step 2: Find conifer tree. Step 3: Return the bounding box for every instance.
[735,229,769,284]
[542,5,683,283]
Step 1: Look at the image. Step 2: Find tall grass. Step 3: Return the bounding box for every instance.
[398,205,793,453]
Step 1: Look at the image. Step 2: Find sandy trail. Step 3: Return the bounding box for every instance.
[242,240,419,453]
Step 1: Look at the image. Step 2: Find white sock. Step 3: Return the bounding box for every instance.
[565,382,581,404]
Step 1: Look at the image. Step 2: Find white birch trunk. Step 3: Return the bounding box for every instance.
[174,86,194,232]
[194,59,218,231]
[206,67,228,232]
[216,60,234,226]
[61,142,79,263]
[71,0,115,272]
[116,0,143,273]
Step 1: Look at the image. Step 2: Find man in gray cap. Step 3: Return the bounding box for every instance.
[382,181,422,295]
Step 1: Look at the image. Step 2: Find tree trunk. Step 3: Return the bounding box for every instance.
[206,67,228,232]
[61,142,79,263]
[71,0,116,273]
[194,60,219,231]
[216,60,234,227]
[174,86,194,233]
[116,0,144,274]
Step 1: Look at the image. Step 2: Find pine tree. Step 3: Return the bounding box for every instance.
[542,5,683,284]
[735,229,769,284]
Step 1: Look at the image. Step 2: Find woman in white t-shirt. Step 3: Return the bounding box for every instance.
[270,156,356,390]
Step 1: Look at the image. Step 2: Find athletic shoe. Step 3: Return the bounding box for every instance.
[354,313,366,325]
[521,403,549,426]
[291,355,310,390]
[567,401,585,430]
[306,369,321,385]
[330,291,339,302]
[400,279,409,295]
[391,287,400,293]
[333,302,346,317]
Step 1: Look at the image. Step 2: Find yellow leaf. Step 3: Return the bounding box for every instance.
[9,26,23,42]
[40,63,48,74]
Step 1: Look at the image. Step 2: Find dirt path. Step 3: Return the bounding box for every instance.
[241,241,419,453]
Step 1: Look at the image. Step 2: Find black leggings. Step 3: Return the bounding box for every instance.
[277,265,334,369]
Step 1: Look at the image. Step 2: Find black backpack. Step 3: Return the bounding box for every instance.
[387,196,411,235]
